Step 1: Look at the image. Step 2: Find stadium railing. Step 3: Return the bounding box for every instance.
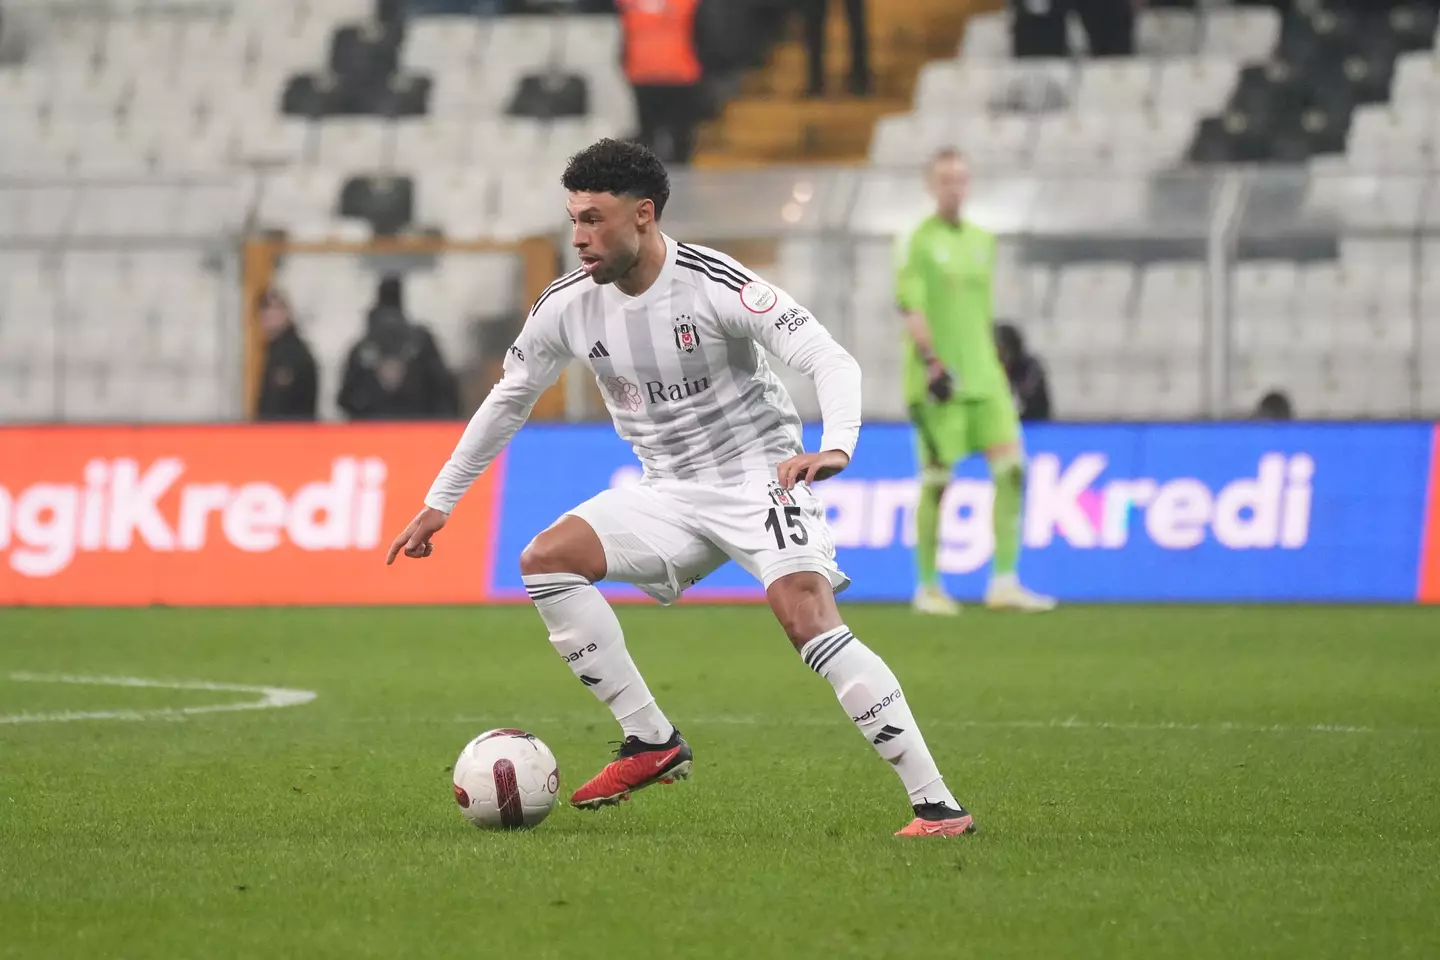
[2,165,1437,425]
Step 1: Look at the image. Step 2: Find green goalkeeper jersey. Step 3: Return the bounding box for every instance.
[894,216,1006,405]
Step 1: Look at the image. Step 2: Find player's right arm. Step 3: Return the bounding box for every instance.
[386,300,571,564]
[894,230,952,401]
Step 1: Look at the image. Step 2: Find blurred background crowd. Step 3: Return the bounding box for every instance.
[0,0,1436,428]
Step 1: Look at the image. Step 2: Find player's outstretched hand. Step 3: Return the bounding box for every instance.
[777,449,850,489]
[385,507,448,565]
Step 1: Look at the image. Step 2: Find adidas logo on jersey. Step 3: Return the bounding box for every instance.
[587,341,610,360]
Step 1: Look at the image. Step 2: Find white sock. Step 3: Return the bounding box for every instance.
[989,571,1018,592]
[801,626,960,810]
[523,573,674,744]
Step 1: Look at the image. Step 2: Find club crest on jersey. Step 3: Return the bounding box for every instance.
[673,316,699,354]
[766,481,795,507]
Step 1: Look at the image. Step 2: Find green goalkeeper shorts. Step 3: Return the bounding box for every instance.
[909,393,1021,470]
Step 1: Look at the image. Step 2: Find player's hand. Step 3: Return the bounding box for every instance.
[926,360,955,403]
[385,507,448,565]
[777,450,850,489]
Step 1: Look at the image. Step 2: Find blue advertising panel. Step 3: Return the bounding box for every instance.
[491,422,1435,603]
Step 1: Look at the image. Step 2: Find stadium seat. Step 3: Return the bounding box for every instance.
[1051,263,1135,324]
[1137,8,1201,57]
[1201,7,1282,63]
[415,168,493,235]
[315,117,390,168]
[1234,260,1300,320]
[958,12,1008,60]
[1074,59,1155,113]
[1153,57,1241,117]
[1306,170,1427,232]
[993,265,1053,321]
[339,173,415,235]
[402,17,482,74]
[1033,113,1114,167]
[256,169,345,231]
[955,113,1034,171]
[1345,105,1430,169]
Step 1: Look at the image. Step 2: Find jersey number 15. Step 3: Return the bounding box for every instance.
[764,506,809,549]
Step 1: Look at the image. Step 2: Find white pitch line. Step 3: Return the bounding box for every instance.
[448,714,1407,736]
[0,673,317,725]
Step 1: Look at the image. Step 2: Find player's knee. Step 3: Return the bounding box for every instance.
[766,572,841,649]
[990,454,1026,488]
[519,520,605,581]
[921,464,951,489]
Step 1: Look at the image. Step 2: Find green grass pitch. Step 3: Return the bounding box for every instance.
[2,605,1438,960]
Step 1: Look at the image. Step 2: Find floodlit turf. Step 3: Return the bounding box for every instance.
[1,605,1438,960]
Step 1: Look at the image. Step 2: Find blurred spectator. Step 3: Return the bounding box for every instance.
[996,322,1052,422]
[255,290,319,422]
[338,276,461,421]
[1254,389,1294,420]
[798,0,872,97]
[1011,0,1135,58]
[618,0,703,164]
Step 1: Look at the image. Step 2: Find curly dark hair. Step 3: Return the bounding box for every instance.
[561,138,671,220]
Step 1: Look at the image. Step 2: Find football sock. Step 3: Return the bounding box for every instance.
[523,573,674,744]
[800,626,960,809]
[915,469,947,589]
[990,454,1024,581]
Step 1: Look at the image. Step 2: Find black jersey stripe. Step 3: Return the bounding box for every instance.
[677,244,755,286]
[676,259,744,293]
[529,269,587,316]
[535,267,584,300]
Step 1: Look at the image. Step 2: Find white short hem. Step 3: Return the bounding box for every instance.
[761,558,850,596]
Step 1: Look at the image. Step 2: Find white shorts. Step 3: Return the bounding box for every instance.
[566,477,850,605]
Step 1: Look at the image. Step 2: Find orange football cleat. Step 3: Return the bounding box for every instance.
[895,802,978,837]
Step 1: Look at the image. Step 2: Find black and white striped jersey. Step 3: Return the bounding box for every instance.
[424,235,861,512]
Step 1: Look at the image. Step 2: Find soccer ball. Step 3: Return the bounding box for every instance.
[452,728,560,829]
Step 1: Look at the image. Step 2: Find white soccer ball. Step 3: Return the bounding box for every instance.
[452,728,560,830]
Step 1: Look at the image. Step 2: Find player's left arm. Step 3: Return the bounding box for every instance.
[720,279,861,488]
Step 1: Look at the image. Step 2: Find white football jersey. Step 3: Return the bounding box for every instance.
[424,234,860,511]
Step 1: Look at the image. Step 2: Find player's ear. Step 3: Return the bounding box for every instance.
[634,197,655,228]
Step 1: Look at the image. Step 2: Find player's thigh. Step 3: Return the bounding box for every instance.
[689,480,850,598]
[910,401,970,473]
[970,393,1023,459]
[564,484,726,605]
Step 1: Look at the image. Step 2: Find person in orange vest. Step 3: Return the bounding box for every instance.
[617,0,703,164]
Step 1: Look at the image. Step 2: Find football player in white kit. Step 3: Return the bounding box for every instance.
[387,140,974,837]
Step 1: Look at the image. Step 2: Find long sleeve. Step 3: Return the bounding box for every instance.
[720,283,862,461]
[423,312,570,514]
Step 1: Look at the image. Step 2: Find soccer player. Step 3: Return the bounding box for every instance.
[896,148,1056,615]
[386,139,975,838]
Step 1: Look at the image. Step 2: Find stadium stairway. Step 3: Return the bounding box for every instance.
[692,0,1001,167]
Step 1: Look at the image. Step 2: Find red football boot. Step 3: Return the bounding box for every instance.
[570,728,692,810]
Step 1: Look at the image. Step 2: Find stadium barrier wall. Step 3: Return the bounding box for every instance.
[1,422,1437,606]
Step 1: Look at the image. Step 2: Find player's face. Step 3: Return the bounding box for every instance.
[567,191,646,285]
[928,158,969,218]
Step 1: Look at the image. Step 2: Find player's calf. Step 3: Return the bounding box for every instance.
[522,516,675,747]
[768,572,977,836]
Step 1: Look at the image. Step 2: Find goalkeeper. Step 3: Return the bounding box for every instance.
[895,149,1055,614]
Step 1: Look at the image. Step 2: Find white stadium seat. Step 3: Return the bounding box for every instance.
[1201,7,1281,62]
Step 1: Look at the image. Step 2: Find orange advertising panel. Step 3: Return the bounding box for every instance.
[1419,425,1440,604]
[0,425,498,606]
